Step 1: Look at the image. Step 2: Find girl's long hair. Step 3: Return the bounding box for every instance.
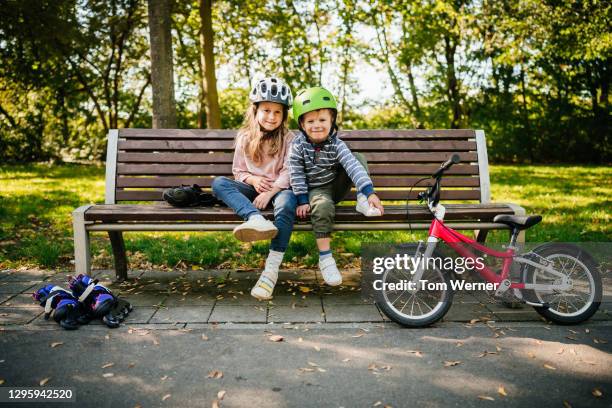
[236,103,289,164]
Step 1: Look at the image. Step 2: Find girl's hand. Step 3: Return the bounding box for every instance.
[249,176,273,193]
[368,194,384,215]
[296,204,310,218]
[253,191,275,209]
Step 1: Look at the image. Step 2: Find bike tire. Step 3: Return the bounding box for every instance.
[522,243,602,325]
[374,244,454,328]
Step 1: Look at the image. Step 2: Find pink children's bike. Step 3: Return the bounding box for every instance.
[375,155,603,327]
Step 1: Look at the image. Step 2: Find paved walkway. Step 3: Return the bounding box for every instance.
[1,268,611,407]
[0,268,610,329]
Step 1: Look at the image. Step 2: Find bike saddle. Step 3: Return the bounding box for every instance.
[493,214,542,230]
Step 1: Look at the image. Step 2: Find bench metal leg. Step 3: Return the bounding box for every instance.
[72,205,93,275]
[108,231,128,282]
[474,229,489,243]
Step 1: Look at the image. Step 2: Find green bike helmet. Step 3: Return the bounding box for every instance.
[292,86,337,122]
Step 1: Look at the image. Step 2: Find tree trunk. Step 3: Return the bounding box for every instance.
[199,0,221,129]
[443,35,462,129]
[147,0,177,128]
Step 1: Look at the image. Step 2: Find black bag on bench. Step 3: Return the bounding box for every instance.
[162,184,225,207]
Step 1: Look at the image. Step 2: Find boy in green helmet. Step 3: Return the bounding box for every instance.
[289,86,384,286]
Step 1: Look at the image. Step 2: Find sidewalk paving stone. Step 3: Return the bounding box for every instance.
[120,292,168,307]
[122,306,159,324]
[0,281,39,294]
[323,304,384,323]
[162,293,216,306]
[442,302,494,322]
[0,306,41,325]
[0,294,38,307]
[208,304,267,323]
[150,305,213,324]
[0,293,15,304]
[268,304,325,323]
[0,269,51,281]
[491,309,544,322]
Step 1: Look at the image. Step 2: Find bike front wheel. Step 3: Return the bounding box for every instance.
[522,243,602,325]
[374,245,453,327]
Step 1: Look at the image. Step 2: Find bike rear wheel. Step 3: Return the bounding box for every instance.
[374,244,453,327]
[522,243,602,325]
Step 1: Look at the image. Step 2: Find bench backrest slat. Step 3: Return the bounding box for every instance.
[107,129,488,204]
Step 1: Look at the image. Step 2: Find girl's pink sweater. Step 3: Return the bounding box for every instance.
[232,132,295,190]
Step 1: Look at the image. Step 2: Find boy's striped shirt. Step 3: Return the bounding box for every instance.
[289,131,374,205]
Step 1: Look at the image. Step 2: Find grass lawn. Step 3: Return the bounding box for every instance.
[0,163,610,271]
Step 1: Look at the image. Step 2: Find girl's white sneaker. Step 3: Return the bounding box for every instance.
[233,218,278,242]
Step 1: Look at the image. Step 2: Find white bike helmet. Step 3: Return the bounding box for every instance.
[249,77,293,107]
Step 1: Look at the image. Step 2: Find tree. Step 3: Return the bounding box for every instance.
[147,0,177,128]
[199,0,221,128]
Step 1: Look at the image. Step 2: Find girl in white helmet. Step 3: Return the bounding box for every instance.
[212,77,296,300]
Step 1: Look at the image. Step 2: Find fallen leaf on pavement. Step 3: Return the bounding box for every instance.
[592,388,603,398]
[0,379,4,385]
[352,333,365,338]
[161,375,168,381]
[39,377,50,386]
[498,385,507,396]
[162,394,171,401]
[444,361,461,367]
[217,390,226,400]
[50,342,63,348]
[478,395,495,401]
[298,367,315,372]
[207,370,223,379]
[201,334,209,341]
[102,373,114,378]
[543,364,556,370]
[342,358,351,362]
[299,286,311,293]
[307,361,319,367]
[101,363,114,369]
[269,335,284,342]
[211,399,220,408]
[593,338,608,344]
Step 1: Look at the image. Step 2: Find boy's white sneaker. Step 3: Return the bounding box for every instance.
[319,257,342,286]
[233,218,278,242]
[356,194,382,217]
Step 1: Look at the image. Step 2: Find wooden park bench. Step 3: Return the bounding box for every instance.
[72,129,526,281]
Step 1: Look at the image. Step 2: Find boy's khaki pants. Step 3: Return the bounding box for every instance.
[308,152,369,238]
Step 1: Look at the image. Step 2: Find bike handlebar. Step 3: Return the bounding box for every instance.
[432,154,461,179]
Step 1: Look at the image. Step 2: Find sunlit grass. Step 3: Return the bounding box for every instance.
[0,163,610,270]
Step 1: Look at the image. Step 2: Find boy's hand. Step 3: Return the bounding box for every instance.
[253,191,275,209]
[249,176,273,193]
[368,194,384,215]
[297,204,310,218]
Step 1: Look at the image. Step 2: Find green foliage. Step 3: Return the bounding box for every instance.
[0,0,609,163]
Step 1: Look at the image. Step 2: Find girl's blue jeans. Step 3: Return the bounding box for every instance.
[211,176,297,252]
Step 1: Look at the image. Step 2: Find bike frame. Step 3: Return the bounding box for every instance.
[409,202,571,293]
